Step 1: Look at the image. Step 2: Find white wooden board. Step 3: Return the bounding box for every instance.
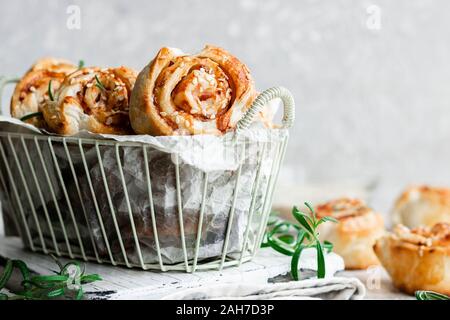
[0,236,411,300]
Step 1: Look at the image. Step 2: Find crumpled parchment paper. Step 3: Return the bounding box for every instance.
[0,116,288,265]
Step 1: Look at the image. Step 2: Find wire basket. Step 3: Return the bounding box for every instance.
[0,77,294,272]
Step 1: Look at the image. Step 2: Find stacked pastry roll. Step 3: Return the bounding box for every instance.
[10,58,136,135]
[129,45,257,135]
[10,45,266,136]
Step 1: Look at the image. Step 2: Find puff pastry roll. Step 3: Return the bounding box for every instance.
[129,45,257,135]
[392,186,450,228]
[11,57,77,127]
[374,223,450,295]
[43,66,137,135]
[315,198,385,269]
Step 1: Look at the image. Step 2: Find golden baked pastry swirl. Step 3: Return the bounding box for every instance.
[10,57,77,127]
[43,66,137,135]
[129,45,257,135]
[315,198,385,269]
[374,223,450,295]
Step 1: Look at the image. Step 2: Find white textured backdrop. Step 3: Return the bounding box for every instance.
[0,0,449,218]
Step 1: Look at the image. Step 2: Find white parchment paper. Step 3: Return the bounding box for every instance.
[0,116,288,265]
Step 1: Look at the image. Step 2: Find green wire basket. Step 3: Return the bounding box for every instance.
[0,77,294,272]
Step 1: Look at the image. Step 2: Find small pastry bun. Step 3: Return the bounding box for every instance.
[315,198,385,269]
[43,66,137,135]
[10,57,77,128]
[392,186,450,229]
[374,223,450,295]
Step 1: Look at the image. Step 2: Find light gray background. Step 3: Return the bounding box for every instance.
[0,0,449,224]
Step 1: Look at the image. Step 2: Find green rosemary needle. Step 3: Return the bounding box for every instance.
[416,290,450,300]
[95,75,106,91]
[0,257,101,300]
[47,79,54,101]
[262,202,337,280]
[20,112,43,122]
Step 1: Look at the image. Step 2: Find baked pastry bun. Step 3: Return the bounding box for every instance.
[129,45,257,136]
[392,186,450,228]
[315,198,385,269]
[43,66,137,135]
[374,223,450,295]
[10,57,77,127]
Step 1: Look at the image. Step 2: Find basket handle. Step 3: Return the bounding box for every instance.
[0,76,20,116]
[236,86,295,133]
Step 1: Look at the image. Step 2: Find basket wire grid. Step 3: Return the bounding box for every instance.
[0,77,294,272]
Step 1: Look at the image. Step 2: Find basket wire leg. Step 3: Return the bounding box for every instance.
[192,171,209,272]
[47,138,83,258]
[115,144,145,269]
[79,140,116,265]
[95,143,130,267]
[254,135,289,255]
[7,135,47,253]
[20,137,60,255]
[143,146,165,271]
[0,149,24,240]
[219,143,245,270]
[62,138,99,262]
[174,153,190,272]
[48,139,87,259]
[238,142,267,266]
[0,140,34,250]
[252,139,284,256]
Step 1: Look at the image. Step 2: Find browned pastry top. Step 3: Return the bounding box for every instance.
[393,223,450,248]
[315,198,372,220]
[396,186,450,207]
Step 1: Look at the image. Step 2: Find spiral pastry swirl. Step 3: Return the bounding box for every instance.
[130,45,257,135]
[43,66,137,135]
[11,57,77,127]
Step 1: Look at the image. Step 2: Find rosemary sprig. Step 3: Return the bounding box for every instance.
[95,75,106,91]
[415,290,450,300]
[48,79,54,101]
[262,202,337,280]
[78,60,85,69]
[0,257,101,300]
[20,112,43,122]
